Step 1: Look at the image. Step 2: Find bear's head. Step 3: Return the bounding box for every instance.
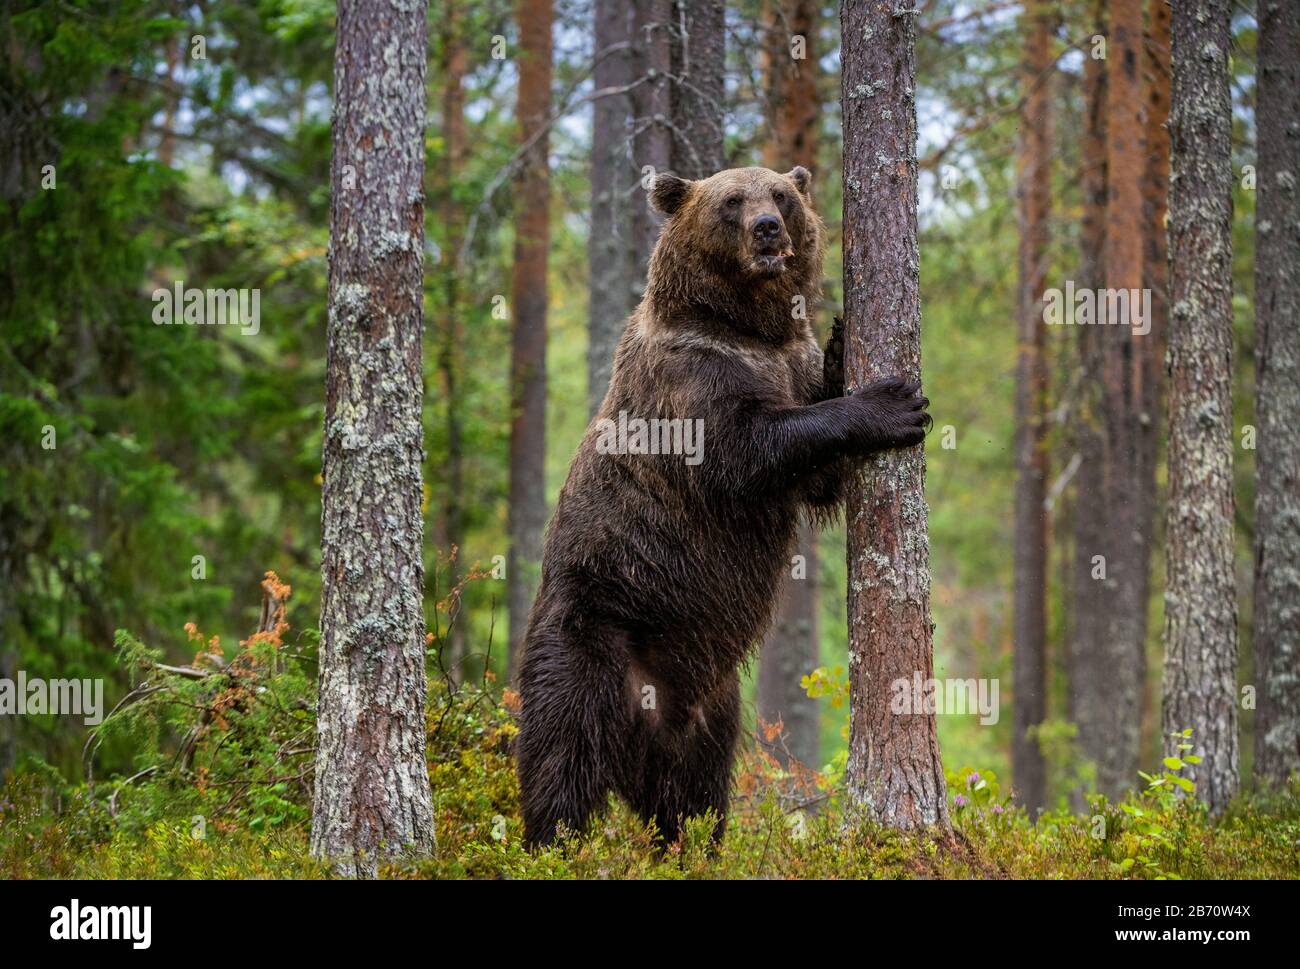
[644,166,825,342]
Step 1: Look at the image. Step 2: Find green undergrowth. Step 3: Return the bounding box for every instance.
[2,608,1297,879]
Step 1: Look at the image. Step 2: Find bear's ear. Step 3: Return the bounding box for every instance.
[786,165,813,197]
[649,172,691,216]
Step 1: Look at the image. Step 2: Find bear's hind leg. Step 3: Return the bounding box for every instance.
[632,676,740,847]
[516,624,630,848]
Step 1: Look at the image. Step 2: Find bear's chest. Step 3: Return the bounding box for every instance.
[754,337,821,405]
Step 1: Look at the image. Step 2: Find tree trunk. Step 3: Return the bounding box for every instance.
[629,0,673,279]
[587,0,636,415]
[507,0,553,679]
[312,0,435,877]
[668,0,726,179]
[158,35,179,169]
[1012,0,1052,817]
[758,520,820,768]
[756,0,821,773]
[1253,0,1300,789]
[439,0,469,681]
[841,0,949,832]
[1069,2,1108,798]
[1161,0,1238,815]
[1144,0,1171,419]
[0,646,14,779]
[1083,0,1152,800]
[1140,0,1173,768]
[761,0,818,173]
[627,1,723,277]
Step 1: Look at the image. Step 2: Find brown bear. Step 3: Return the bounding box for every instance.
[515,165,930,847]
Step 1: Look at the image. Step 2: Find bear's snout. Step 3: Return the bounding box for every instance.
[746,211,792,276]
[751,214,783,245]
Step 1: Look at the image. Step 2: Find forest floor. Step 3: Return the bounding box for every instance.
[3,678,1298,880]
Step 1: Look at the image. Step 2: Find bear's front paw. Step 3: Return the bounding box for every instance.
[850,376,931,451]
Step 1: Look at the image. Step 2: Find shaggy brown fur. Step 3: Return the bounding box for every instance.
[515,166,930,847]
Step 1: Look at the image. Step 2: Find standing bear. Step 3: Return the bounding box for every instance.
[515,165,930,847]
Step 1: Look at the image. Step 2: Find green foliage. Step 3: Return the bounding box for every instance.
[1109,730,1205,880]
[5,660,1298,879]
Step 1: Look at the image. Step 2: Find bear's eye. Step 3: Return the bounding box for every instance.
[773,190,787,203]
[725,196,742,208]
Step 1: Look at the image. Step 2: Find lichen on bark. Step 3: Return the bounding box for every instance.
[311,0,435,877]
[1161,0,1239,816]
[840,0,949,833]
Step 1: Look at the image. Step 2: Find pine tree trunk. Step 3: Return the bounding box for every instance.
[1012,0,1052,817]
[1144,0,1171,419]
[1140,0,1173,768]
[761,0,818,172]
[1253,0,1300,788]
[506,0,553,679]
[1069,2,1108,801]
[668,0,725,179]
[1085,0,1152,799]
[630,0,673,279]
[756,0,821,773]
[312,0,435,877]
[439,0,469,681]
[587,0,636,415]
[758,520,820,768]
[1161,0,1238,815]
[841,0,949,831]
[626,1,721,273]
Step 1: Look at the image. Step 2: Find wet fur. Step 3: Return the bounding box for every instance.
[515,166,930,847]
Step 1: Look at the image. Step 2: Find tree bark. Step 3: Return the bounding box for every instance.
[438,0,469,681]
[587,0,637,415]
[1140,0,1173,767]
[507,0,553,679]
[627,1,723,280]
[761,0,819,174]
[841,0,949,832]
[1161,0,1238,815]
[629,0,673,278]
[1144,0,1171,419]
[312,0,435,877]
[758,521,820,768]
[1012,0,1052,817]
[1079,0,1153,800]
[1069,1,1108,793]
[756,0,821,773]
[668,0,726,179]
[1253,0,1300,789]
